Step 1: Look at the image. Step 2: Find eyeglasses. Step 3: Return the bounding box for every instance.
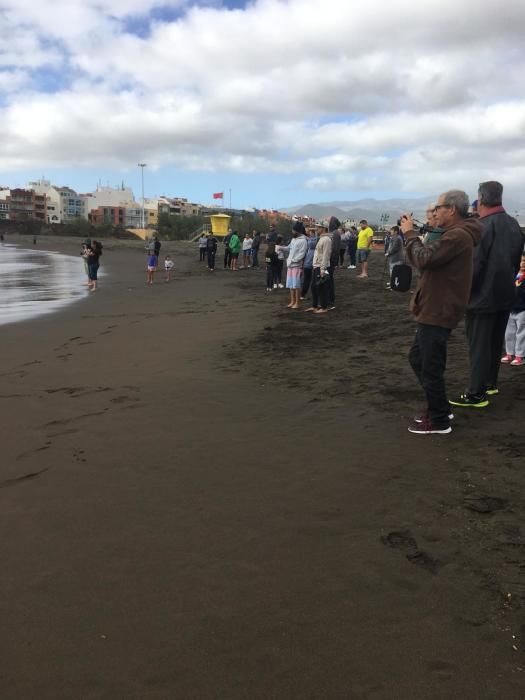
[434,204,451,210]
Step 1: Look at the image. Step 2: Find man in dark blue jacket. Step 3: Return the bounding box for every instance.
[451,181,525,408]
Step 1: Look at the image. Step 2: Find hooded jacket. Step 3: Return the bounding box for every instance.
[405,217,483,329]
[467,209,524,313]
[304,235,319,269]
[286,234,308,268]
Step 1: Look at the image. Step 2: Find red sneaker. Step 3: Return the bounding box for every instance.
[510,356,523,366]
[501,354,513,363]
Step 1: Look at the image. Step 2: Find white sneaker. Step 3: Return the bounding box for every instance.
[347,265,356,269]
[278,283,284,288]
[273,284,278,289]
[266,287,272,292]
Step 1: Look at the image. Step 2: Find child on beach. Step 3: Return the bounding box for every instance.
[265,243,279,291]
[241,234,253,268]
[501,256,525,366]
[146,252,158,285]
[274,236,285,288]
[164,255,174,282]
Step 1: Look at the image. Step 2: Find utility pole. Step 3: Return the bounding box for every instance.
[138,163,147,229]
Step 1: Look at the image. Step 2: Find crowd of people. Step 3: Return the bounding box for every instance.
[197,218,380,313]
[195,180,525,437]
[82,179,525,439]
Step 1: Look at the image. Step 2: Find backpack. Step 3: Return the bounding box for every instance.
[390,263,412,292]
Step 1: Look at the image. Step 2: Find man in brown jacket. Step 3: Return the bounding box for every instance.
[400,190,483,435]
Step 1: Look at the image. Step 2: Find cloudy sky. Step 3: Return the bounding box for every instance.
[1,0,525,208]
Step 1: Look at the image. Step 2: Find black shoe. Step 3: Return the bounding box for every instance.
[486,386,499,396]
[449,393,489,408]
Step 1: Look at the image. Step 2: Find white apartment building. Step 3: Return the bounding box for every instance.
[0,189,9,220]
[27,179,89,223]
[84,185,136,213]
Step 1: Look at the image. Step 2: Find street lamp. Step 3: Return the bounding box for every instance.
[138,163,147,229]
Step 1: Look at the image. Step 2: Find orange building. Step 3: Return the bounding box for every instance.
[88,206,125,226]
[7,189,47,221]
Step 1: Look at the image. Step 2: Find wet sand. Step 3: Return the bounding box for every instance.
[1,236,525,699]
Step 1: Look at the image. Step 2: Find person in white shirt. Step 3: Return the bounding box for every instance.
[241,234,253,268]
[198,235,208,262]
[164,255,174,282]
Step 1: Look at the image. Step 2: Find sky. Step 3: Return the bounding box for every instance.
[1,0,525,209]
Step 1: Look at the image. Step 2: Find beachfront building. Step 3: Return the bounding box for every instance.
[124,205,143,229]
[256,208,292,224]
[158,196,201,217]
[144,198,159,227]
[84,185,136,214]
[27,180,88,223]
[88,206,125,226]
[0,189,9,219]
[0,188,47,222]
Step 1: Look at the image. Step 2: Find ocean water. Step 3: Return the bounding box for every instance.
[0,244,89,326]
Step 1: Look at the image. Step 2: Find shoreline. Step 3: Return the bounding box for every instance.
[1,236,525,698]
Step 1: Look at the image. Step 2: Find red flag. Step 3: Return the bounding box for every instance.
[213,192,224,199]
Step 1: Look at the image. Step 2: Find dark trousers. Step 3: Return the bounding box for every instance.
[252,249,259,267]
[339,249,345,266]
[266,265,278,288]
[207,249,216,270]
[311,268,329,309]
[224,248,232,268]
[347,243,357,266]
[465,311,510,395]
[327,265,335,305]
[199,248,206,261]
[408,324,451,427]
[276,260,284,284]
[301,268,313,298]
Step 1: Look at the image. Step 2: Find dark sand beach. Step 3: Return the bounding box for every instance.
[1,235,525,699]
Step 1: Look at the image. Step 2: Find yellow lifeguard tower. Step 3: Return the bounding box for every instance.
[210,213,231,238]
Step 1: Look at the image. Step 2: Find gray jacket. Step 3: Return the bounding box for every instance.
[386,235,404,265]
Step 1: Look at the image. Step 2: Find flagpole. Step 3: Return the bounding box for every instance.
[229,189,231,210]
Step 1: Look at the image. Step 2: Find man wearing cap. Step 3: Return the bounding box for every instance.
[450,181,524,408]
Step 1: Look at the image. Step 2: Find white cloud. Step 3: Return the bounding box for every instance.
[1,0,525,200]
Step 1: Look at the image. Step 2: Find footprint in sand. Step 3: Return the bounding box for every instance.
[73,448,87,463]
[381,530,443,575]
[463,495,508,513]
[426,660,458,680]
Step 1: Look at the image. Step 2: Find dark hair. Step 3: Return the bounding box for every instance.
[292,221,306,235]
[276,235,283,244]
[390,225,400,234]
[478,181,503,207]
[328,216,341,232]
[359,219,367,225]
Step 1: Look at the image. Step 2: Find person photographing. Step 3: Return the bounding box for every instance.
[400,190,483,435]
